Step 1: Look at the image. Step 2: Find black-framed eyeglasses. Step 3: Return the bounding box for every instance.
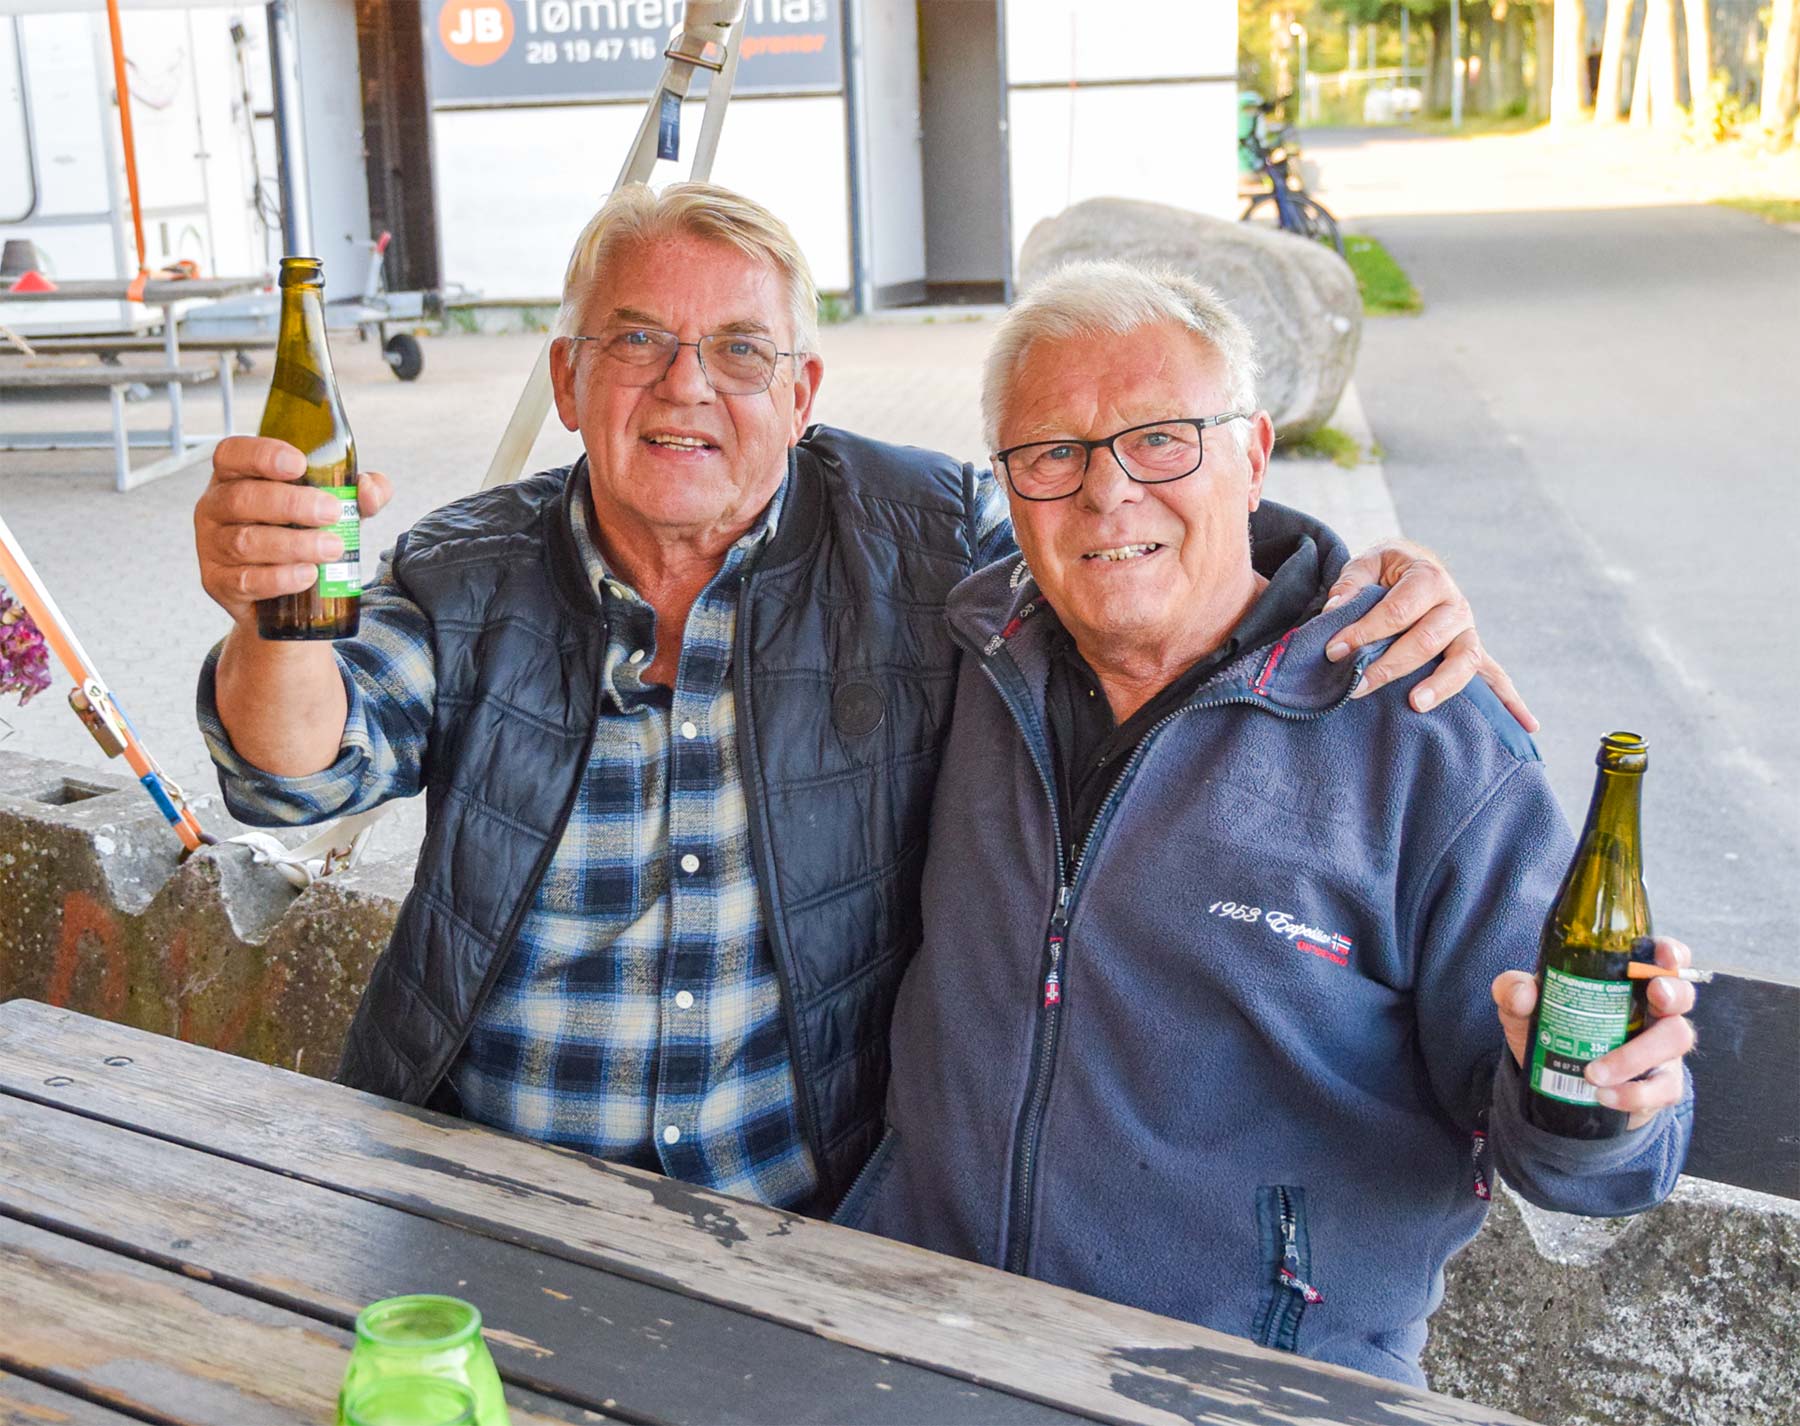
[993,414,1252,502]
[565,325,802,395]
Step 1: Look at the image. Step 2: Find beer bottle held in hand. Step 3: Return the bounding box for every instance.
[1523,731,1654,1138]
[255,256,360,640]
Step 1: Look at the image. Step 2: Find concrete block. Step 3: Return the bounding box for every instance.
[0,750,402,1076]
[1428,1179,1800,1426]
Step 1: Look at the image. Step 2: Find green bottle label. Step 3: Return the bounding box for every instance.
[315,485,361,600]
[1528,966,1633,1105]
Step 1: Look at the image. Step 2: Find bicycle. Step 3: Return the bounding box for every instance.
[1237,94,1344,257]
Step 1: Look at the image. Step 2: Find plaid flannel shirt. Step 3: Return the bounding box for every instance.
[200,462,1012,1209]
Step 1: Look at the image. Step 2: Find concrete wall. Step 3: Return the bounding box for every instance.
[0,751,407,1077]
[1427,1180,1799,1426]
[0,744,1792,1425]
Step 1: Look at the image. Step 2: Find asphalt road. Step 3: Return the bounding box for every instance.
[1329,159,1798,978]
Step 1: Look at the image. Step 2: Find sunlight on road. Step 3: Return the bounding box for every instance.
[1308,123,1800,220]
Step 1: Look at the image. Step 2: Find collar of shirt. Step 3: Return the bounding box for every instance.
[568,466,788,713]
[1045,535,1325,852]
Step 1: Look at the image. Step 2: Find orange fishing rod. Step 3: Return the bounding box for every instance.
[0,517,206,852]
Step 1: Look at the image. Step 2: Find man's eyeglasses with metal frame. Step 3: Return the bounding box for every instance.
[565,326,802,395]
[993,414,1252,502]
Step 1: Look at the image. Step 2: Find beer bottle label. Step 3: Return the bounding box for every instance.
[1528,966,1633,1105]
[316,485,361,600]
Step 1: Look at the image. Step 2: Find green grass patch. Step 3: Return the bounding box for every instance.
[1285,426,1362,468]
[1715,196,1800,225]
[1343,235,1422,316]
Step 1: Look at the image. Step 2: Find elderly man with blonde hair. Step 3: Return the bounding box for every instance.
[194,182,1523,1216]
[837,261,1696,1380]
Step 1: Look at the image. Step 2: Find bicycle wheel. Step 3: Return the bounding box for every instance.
[1298,196,1345,257]
[1239,191,1283,231]
[1240,191,1344,259]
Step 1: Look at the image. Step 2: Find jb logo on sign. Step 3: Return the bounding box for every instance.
[441,1,516,65]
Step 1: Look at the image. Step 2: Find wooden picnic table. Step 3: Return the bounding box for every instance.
[0,274,268,491]
[0,1000,1537,1426]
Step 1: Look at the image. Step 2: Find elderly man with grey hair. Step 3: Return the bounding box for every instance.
[837,260,1697,1383]
[195,180,1526,1219]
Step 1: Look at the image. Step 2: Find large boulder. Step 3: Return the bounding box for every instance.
[1017,198,1360,440]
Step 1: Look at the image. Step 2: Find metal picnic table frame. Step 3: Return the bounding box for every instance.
[0,275,268,492]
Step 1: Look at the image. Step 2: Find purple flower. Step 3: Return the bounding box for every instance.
[0,589,52,706]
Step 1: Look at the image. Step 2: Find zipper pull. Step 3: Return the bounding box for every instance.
[1044,886,1071,1007]
[1277,1188,1325,1303]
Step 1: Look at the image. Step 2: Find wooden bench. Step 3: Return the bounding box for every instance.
[0,362,224,492]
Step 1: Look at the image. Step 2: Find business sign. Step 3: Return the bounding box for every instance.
[425,0,842,105]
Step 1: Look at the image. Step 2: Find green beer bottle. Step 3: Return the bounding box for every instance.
[254,256,360,640]
[1522,731,1654,1138]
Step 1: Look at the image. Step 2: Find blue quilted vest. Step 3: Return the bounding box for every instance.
[335,425,986,1208]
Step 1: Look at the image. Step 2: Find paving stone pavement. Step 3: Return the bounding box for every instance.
[0,315,1391,866]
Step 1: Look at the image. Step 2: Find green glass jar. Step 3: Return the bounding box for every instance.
[345,1377,477,1426]
[336,1296,509,1426]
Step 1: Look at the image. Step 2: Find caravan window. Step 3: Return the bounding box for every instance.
[0,19,35,223]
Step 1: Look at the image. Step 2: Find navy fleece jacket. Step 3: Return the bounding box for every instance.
[841,502,1692,1386]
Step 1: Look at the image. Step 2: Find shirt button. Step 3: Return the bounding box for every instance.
[680,853,701,874]
[629,649,646,664]
[674,990,695,1009]
[663,1125,681,1145]
[608,580,628,598]
[680,720,699,739]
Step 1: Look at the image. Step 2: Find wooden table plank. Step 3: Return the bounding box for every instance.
[0,1370,138,1425]
[0,1217,602,1426]
[0,1095,1072,1426]
[0,1002,1537,1426]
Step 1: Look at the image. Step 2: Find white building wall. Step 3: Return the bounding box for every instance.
[1003,0,1238,269]
[851,0,925,300]
[432,93,852,302]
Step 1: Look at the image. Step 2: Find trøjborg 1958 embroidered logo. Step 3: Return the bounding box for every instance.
[1208,900,1354,966]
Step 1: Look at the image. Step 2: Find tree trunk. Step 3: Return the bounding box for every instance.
[1481,2,1503,110]
[1551,0,1589,119]
[1427,16,1453,112]
[1594,0,1636,120]
[1629,2,1655,123]
[1469,3,1491,111]
[1760,0,1800,142]
[1533,3,1556,115]
[1684,0,1715,136]
[1501,3,1527,109]
[1646,0,1682,129]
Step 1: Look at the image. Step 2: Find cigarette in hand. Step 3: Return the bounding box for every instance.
[1626,963,1713,983]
